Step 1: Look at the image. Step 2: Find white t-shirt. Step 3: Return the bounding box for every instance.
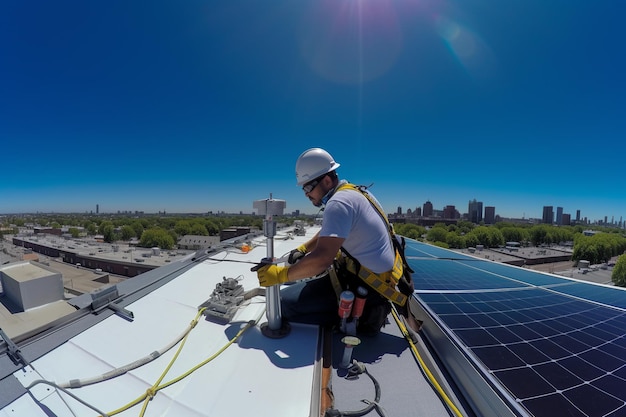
[319,182,395,274]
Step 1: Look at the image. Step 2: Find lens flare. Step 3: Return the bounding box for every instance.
[435,15,497,79]
[299,0,403,85]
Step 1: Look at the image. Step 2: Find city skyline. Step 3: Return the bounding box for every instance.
[1,197,621,227]
[1,1,624,222]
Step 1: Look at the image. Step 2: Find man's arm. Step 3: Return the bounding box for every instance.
[286,236,344,282]
[299,231,320,253]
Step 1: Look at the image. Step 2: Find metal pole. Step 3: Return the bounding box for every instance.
[264,214,282,331]
[254,195,290,338]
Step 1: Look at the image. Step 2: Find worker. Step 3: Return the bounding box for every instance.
[255,147,407,336]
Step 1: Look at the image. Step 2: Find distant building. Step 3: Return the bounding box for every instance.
[484,206,496,224]
[576,210,581,222]
[468,199,483,224]
[562,213,571,225]
[542,206,554,224]
[33,227,62,236]
[397,206,402,215]
[556,207,563,225]
[423,201,433,217]
[220,227,253,241]
[443,205,457,219]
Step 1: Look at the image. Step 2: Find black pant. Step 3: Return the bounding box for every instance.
[280,273,390,335]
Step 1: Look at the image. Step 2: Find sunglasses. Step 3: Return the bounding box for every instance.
[302,176,325,193]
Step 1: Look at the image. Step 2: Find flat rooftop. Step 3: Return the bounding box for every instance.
[1,262,54,282]
[11,234,195,268]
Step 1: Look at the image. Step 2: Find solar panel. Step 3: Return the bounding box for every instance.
[410,258,528,291]
[407,240,626,417]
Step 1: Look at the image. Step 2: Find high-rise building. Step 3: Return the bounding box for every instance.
[468,199,483,224]
[397,206,402,215]
[443,205,456,219]
[556,207,563,225]
[576,210,581,222]
[423,201,433,217]
[542,206,554,224]
[484,206,496,224]
[96,204,99,214]
[562,213,571,225]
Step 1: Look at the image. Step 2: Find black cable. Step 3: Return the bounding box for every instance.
[324,364,387,417]
[205,257,258,265]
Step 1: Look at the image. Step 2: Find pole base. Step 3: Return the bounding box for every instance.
[261,320,291,339]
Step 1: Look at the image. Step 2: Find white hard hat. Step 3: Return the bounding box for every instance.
[295,148,340,186]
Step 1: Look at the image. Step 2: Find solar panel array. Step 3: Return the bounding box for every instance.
[407,240,626,417]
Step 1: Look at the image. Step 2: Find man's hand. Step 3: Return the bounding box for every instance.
[256,264,289,287]
[287,244,307,266]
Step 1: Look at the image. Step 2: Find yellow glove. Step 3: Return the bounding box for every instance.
[257,264,289,287]
[287,244,308,265]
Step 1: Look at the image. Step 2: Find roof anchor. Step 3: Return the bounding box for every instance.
[253,195,291,338]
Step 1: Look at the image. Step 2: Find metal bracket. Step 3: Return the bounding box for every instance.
[90,285,134,321]
[0,328,29,367]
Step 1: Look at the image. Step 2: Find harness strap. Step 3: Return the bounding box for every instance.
[328,264,344,301]
[342,253,407,306]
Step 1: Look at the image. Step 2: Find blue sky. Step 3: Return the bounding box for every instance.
[1,1,624,222]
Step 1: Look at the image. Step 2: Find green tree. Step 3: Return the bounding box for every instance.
[500,227,527,245]
[101,224,116,243]
[466,226,503,248]
[68,227,81,238]
[427,224,448,243]
[86,222,98,235]
[529,225,549,246]
[131,221,145,239]
[573,233,626,264]
[140,228,175,250]
[612,255,626,287]
[393,223,425,240]
[190,223,208,235]
[120,225,135,241]
[204,220,220,235]
[174,221,192,236]
[456,220,475,235]
[446,232,465,249]
[464,233,479,248]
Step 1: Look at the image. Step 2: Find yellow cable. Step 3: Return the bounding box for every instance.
[390,307,465,417]
[105,308,206,416]
[153,319,255,392]
[104,308,260,417]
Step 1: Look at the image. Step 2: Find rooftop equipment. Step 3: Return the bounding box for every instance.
[253,195,290,338]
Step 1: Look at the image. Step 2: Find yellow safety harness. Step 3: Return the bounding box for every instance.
[332,183,409,307]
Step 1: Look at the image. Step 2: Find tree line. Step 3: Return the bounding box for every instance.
[3,214,625,286]
[392,221,626,263]
[392,221,626,286]
[1,213,275,250]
